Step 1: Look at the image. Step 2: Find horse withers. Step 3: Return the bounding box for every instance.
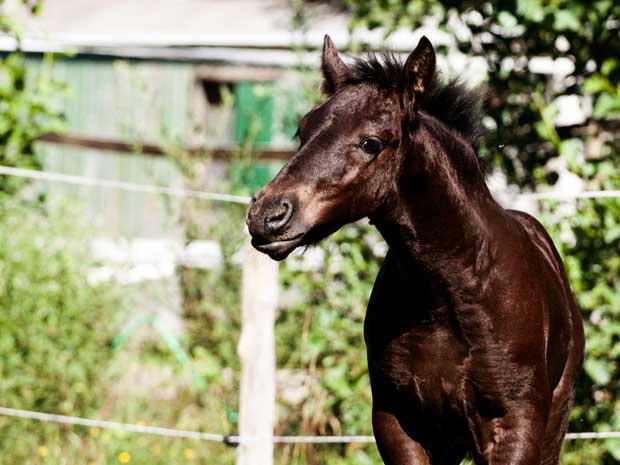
[245,35,585,465]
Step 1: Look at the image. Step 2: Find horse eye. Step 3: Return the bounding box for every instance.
[360,137,384,156]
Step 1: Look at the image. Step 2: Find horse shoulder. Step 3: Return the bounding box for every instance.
[505,208,584,389]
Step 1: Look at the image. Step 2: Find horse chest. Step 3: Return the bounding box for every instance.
[364,251,470,416]
[365,321,469,416]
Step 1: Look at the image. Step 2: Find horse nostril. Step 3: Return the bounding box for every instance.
[265,199,293,233]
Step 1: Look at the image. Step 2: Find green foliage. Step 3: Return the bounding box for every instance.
[276,224,384,464]
[0,197,121,464]
[540,177,620,464]
[0,1,66,194]
[0,194,241,463]
[584,59,620,120]
[532,56,620,465]
[177,201,246,373]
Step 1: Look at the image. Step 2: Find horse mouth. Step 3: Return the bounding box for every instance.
[251,233,305,261]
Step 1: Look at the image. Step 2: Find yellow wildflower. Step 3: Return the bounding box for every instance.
[37,446,48,457]
[183,448,195,460]
[118,451,131,463]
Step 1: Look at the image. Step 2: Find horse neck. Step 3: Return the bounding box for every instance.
[372,116,500,283]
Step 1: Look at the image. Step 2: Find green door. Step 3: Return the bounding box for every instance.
[232,81,282,193]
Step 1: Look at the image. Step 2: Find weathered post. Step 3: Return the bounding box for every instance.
[237,234,278,465]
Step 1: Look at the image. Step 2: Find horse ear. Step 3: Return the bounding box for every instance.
[321,35,349,94]
[404,36,436,107]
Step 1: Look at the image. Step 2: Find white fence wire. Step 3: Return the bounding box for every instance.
[520,190,620,200]
[0,406,617,444]
[0,165,251,204]
[2,164,620,205]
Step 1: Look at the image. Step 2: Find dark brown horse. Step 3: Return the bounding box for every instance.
[246,35,584,465]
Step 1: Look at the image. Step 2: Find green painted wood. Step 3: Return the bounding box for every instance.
[234,81,273,144]
[232,81,280,192]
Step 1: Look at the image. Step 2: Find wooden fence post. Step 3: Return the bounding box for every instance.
[237,234,278,465]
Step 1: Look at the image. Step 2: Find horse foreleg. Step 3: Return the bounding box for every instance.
[373,407,431,465]
[472,407,547,465]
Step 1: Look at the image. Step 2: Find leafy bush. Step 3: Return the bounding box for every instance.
[0,197,121,464]
[0,49,66,195]
[276,223,384,465]
[540,168,620,463]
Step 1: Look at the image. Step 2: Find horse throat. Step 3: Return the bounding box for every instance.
[371,120,498,291]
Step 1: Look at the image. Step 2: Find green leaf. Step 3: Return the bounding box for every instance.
[601,58,619,76]
[583,75,614,94]
[324,365,354,398]
[553,9,581,32]
[584,358,612,385]
[497,11,518,29]
[559,139,582,171]
[593,93,620,119]
[605,438,620,460]
[517,0,545,22]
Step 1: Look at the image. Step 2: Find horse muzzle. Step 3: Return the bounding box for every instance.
[246,191,307,261]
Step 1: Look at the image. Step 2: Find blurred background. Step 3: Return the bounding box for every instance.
[0,0,619,464]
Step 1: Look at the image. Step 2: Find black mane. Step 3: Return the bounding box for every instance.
[347,52,484,150]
